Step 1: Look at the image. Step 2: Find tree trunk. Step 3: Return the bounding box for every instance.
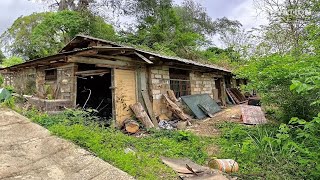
[124,119,140,133]
[163,94,190,121]
[130,102,155,128]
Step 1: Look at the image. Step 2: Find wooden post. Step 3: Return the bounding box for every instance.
[130,102,155,128]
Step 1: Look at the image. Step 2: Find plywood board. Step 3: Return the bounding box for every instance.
[114,69,137,125]
[241,105,267,125]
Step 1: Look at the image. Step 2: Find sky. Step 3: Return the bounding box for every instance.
[0,0,268,35]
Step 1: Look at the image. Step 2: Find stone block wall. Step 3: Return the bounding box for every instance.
[149,66,224,116]
[149,65,170,116]
[190,71,216,99]
[57,64,76,102]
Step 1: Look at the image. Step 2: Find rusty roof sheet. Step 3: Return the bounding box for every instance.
[240,105,267,125]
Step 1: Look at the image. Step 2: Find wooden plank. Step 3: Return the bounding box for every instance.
[134,52,153,64]
[75,50,98,56]
[226,89,236,104]
[114,69,137,125]
[75,69,111,76]
[141,91,158,127]
[68,56,130,66]
[89,54,136,62]
[226,89,239,104]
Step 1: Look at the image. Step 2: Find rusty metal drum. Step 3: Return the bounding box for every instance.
[208,159,239,173]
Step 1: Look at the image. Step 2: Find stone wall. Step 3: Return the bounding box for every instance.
[36,63,76,105]
[149,66,224,116]
[149,65,170,116]
[190,71,217,99]
[2,68,36,95]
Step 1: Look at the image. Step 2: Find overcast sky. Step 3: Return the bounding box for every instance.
[0,0,268,47]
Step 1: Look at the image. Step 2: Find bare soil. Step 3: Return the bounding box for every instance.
[187,105,243,137]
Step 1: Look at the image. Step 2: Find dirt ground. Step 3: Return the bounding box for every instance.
[187,105,243,137]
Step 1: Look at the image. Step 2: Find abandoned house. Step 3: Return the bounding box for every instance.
[0,35,245,126]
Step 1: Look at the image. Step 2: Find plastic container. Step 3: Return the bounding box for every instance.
[208,159,239,173]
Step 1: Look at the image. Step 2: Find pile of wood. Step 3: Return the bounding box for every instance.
[121,102,155,134]
[124,90,191,133]
[226,88,247,104]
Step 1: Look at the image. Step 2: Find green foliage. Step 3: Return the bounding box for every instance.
[237,54,320,122]
[2,96,15,109]
[0,50,6,64]
[24,109,213,179]
[30,10,116,58]
[0,12,50,59]
[1,56,24,67]
[0,75,3,87]
[214,120,320,179]
[1,11,116,59]
[199,47,242,69]
[120,0,240,60]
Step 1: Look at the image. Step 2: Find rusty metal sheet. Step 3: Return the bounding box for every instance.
[240,105,267,125]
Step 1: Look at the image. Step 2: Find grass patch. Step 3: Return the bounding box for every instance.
[23,109,214,179]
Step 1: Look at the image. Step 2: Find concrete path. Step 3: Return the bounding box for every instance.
[0,108,134,180]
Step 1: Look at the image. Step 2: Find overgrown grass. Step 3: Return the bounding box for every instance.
[23,109,214,179]
[213,119,320,180]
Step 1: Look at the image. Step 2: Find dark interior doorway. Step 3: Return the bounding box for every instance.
[215,78,222,100]
[76,67,112,119]
[224,75,232,88]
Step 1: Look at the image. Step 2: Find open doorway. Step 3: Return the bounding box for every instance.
[215,78,222,101]
[76,65,112,119]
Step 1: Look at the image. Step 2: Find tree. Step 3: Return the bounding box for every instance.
[0,12,50,59]
[38,0,95,11]
[1,56,24,67]
[118,0,241,59]
[1,11,116,59]
[253,0,320,55]
[30,10,116,58]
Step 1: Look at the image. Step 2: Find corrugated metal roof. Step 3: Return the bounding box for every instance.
[69,35,232,73]
[2,35,232,73]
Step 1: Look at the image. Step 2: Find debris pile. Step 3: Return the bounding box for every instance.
[161,157,231,180]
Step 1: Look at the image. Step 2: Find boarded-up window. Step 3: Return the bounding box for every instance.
[169,68,190,97]
[45,69,57,81]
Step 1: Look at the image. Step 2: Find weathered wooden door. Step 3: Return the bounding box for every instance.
[114,69,137,126]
